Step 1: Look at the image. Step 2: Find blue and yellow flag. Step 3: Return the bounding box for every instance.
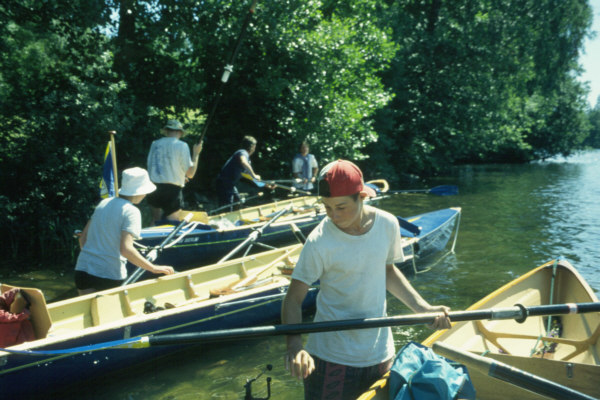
[99,142,116,198]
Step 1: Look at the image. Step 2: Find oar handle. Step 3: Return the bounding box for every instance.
[433,342,597,400]
[145,302,600,346]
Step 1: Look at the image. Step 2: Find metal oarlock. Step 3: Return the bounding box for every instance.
[244,364,272,400]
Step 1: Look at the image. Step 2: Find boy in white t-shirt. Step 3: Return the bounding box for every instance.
[75,168,174,295]
[281,160,451,400]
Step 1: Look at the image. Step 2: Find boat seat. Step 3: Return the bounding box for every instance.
[91,294,127,326]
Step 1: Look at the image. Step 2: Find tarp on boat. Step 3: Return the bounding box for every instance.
[389,341,476,400]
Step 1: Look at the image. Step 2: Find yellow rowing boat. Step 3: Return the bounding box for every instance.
[358,259,600,399]
[0,244,312,397]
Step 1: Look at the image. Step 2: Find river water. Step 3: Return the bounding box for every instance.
[4,150,600,399]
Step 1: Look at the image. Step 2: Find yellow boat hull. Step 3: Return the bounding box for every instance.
[358,260,600,400]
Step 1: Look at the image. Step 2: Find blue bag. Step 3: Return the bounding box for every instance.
[389,342,476,400]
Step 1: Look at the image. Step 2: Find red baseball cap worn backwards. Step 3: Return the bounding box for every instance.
[318,160,377,198]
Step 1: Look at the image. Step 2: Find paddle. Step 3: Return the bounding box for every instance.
[5,302,599,357]
[388,185,458,196]
[217,206,291,264]
[241,173,312,195]
[433,342,597,400]
[141,302,600,347]
[122,213,193,286]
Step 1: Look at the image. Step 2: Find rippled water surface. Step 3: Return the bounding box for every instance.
[5,150,600,399]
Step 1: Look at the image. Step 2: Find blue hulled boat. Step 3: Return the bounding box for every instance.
[0,245,316,397]
[133,200,461,280]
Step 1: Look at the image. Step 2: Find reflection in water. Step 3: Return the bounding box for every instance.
[4,150,600,399]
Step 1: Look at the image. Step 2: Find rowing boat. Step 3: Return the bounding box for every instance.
[133,205,461,280]
[358,259,600,399]
[0,244,316,397]
[134,196,323,273]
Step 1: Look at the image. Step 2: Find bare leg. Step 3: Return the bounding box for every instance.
[165,209,182,221]
[151,206,163,225]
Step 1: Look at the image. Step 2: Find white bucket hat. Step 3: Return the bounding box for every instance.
[119,167,156,196]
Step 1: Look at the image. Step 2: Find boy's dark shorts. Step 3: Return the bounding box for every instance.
[303,354,392,400]
[74,270,123,291]
[147,183,184,216]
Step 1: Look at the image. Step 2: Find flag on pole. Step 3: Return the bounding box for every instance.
[99,142,116,198]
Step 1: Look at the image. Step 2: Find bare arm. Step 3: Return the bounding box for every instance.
[78,219,91,249]
[240,154,260,181]
[186,141,203,180]
[120,232,175,275]
[386,264,451,330]
[281,279,315,379]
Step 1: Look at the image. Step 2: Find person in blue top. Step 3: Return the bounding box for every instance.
[215,135,261,206]
[292,141,318,192]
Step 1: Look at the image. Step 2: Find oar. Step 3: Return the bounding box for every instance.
[210,247,295,296]
[197,0,259,144]
[242,173,312,195]
[433,342,597,400]
[6,302,599,356]
[122,213,193,286]
[217,206,291,264]
[140,302,600,346]
[388,185,458,196]
[208,192,264,215]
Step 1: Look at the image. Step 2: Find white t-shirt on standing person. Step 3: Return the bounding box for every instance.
[147,137,193,187]
[75,197,141,280]
[291,207,405,367]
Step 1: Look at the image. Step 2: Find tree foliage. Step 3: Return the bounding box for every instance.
[0,0,594,264]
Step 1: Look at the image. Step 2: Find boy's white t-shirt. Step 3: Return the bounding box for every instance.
[291,207,405,367]
[147,137,193,187]
[75,197,141,280]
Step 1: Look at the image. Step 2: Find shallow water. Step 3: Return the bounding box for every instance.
[4,150,600,399]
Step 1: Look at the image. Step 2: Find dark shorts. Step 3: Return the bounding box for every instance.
[147,183,184,216]
[303,355,393,400]
[215,178,240,206]
[74,270,123,291]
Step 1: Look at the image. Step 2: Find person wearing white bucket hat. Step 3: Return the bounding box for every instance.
[75,167,174,295]
[147,119,203,224]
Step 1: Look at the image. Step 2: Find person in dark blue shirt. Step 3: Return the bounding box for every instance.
[215,136,261,206]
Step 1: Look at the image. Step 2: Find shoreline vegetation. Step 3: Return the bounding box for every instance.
[1,1,599,267]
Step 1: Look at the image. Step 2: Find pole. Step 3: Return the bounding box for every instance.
[199,0,259,144]
[108,130,119,197]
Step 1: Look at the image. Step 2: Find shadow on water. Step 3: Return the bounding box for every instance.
[4,150,600,399]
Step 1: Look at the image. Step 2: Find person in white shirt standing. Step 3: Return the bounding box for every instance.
[75,168,174,295]
[147,119,203,224]
[281,160,451,400]
[292,141,318,192]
